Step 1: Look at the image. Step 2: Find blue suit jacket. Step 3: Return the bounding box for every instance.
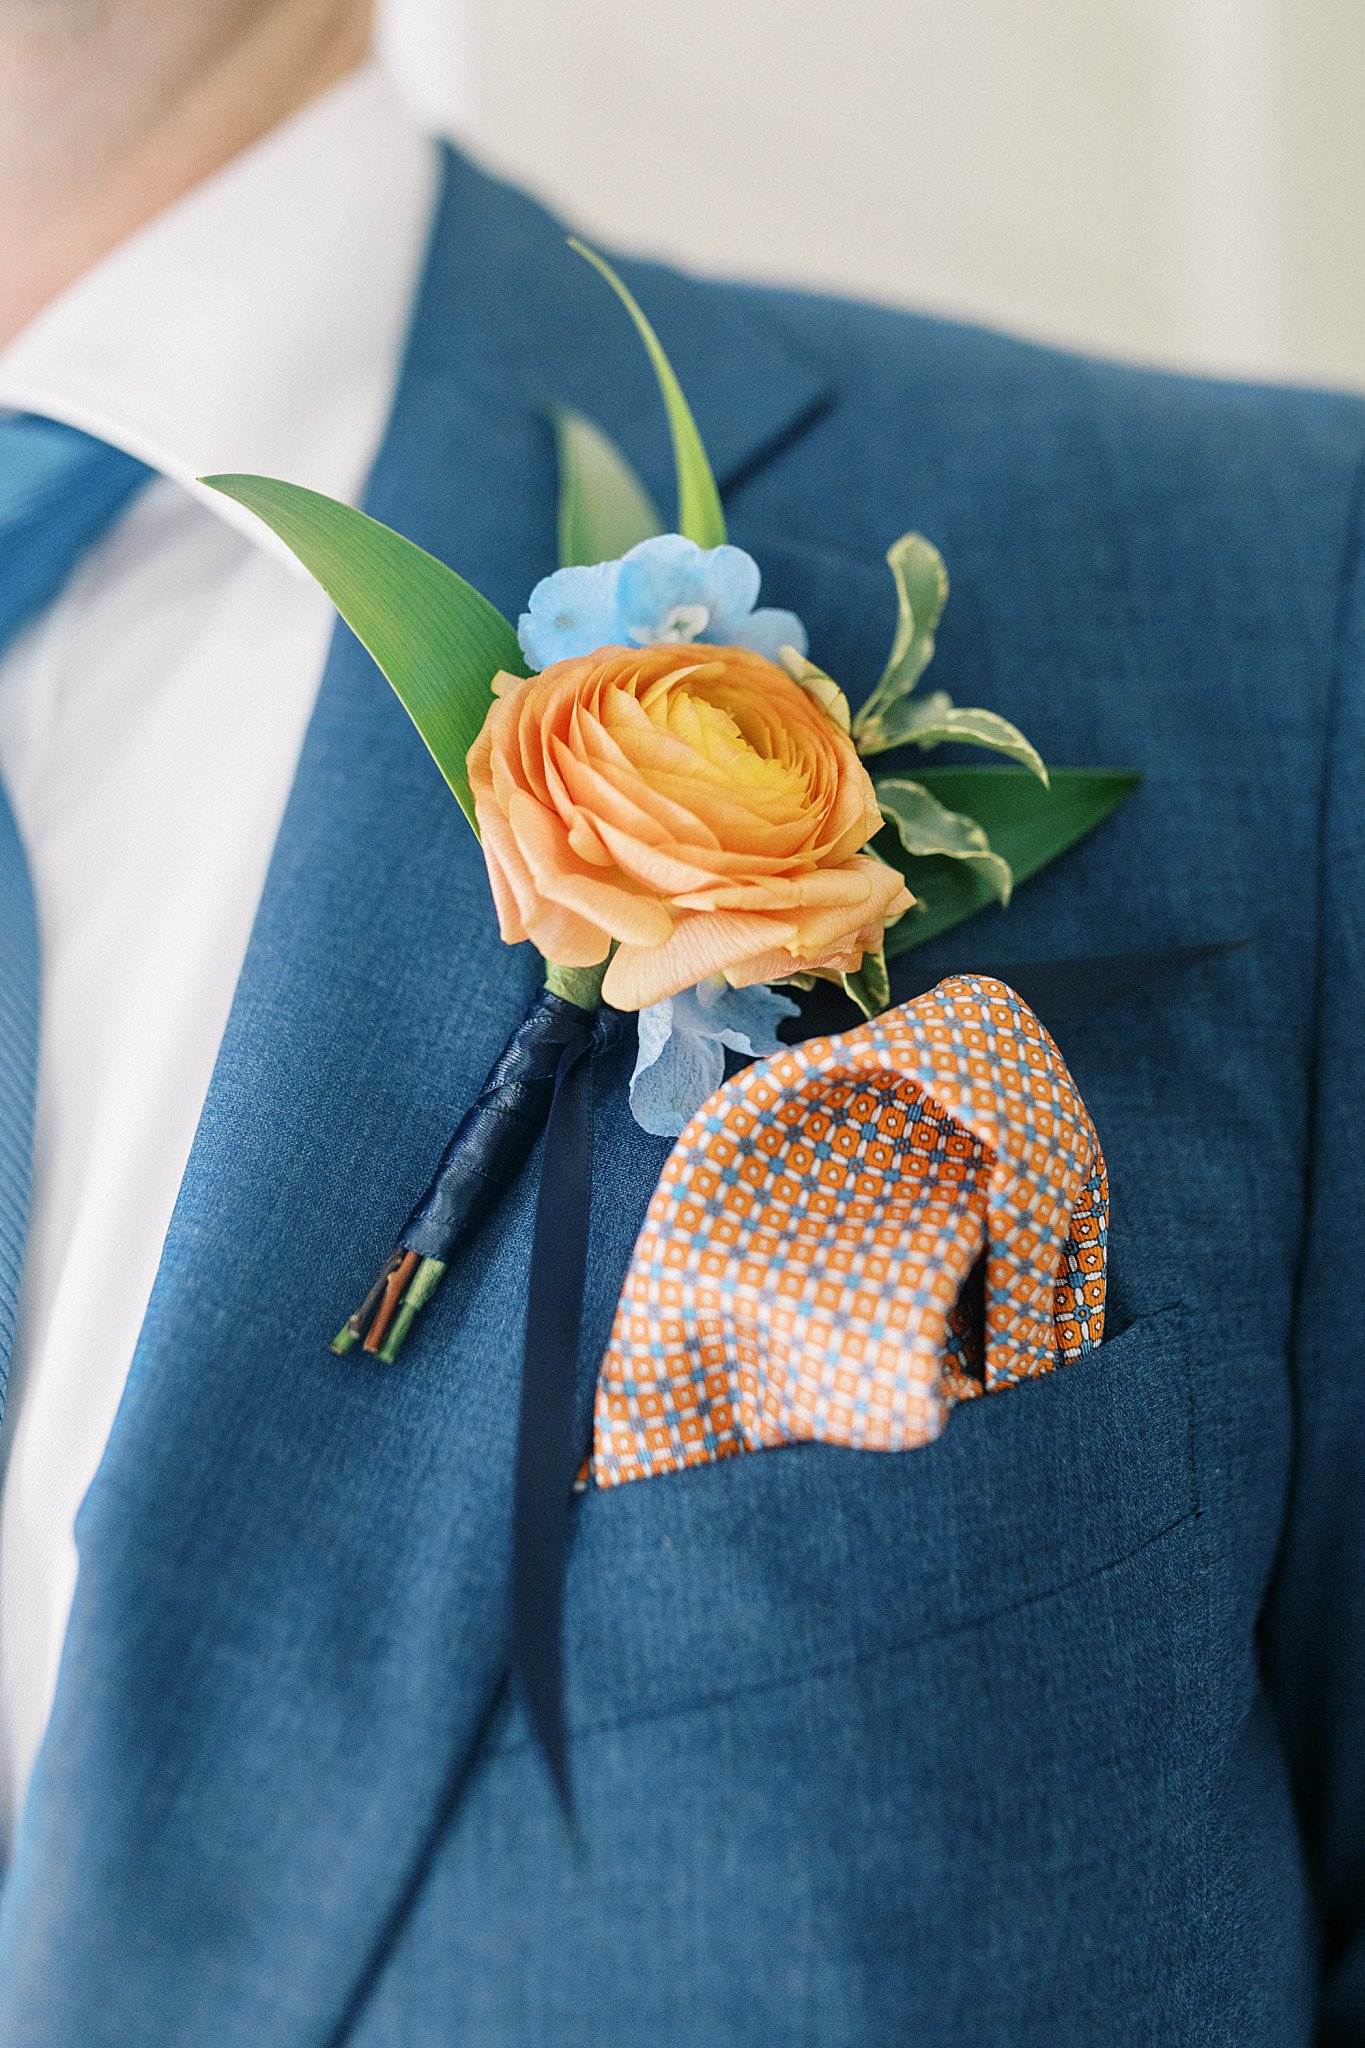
[0,145,1361,2047]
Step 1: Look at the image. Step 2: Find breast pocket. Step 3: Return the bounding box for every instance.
[555,1305,1196,1733]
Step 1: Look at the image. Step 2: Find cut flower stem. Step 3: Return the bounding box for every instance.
[543,958,609,1009]
[330,961,610,1363]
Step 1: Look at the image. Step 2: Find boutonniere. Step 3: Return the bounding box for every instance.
[205,244,1136,1803]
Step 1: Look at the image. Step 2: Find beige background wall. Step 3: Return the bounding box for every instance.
[380,0,1365,391]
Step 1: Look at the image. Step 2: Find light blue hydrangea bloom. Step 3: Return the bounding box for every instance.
[518,534,808,671]
[629,976,801,1138]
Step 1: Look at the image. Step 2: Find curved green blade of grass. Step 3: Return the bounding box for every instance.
[568,238,727,550]
[203,474,526,833]
[550,404,665,567]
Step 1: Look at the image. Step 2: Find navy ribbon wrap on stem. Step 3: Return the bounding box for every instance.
[402,992,603,1258]
[333,990,613,1362]
[334,984,621,1810]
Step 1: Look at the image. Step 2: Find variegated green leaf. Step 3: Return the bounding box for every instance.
[876,776,1013,905]
[856,686,953,754]
[881,765,1140,956]
[569,238,727,550]
[889,702,1050,783]
[881,532,949,692]
[851,533,949,749]
[842,942,890,1019]
[779,647,852,733]
[550,403,665,568]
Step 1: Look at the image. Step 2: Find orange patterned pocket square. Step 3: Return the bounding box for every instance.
[592,974,1107,1487]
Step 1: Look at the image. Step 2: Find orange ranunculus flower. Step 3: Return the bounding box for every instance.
[467,643,913,1012]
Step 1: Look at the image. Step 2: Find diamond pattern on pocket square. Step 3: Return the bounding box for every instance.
[591,975,1107,1487]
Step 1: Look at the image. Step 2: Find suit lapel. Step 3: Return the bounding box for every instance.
[0,147,830,2045]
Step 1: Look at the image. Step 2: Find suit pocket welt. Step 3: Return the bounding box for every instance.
[546,1305,1196,1737]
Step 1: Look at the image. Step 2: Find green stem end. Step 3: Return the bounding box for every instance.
[544,958,608,1009]
[377,1256,447,1364]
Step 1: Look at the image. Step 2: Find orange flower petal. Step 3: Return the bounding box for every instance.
[605,911,802,1010]
[469,644,905,1005]
[506,791,676,950]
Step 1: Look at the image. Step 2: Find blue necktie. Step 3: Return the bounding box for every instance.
[0,416,152,1398]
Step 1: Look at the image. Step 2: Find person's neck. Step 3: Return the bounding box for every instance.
[0,1,372,350]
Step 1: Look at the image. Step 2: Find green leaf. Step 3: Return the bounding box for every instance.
[880,532,949,692]
[778,647,853,733]
[852,534,949,749]
[881,765,1140,957]
[569,238,727,549]
[550,404,665,567]
[875,776,1013,905]
[842,942,890,1018]
[202,475,526,833]
[874,702,1050,782]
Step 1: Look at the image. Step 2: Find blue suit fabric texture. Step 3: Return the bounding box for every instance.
[0,145,1361,2048]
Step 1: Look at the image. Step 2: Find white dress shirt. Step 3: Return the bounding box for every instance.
[0,63,439,1853]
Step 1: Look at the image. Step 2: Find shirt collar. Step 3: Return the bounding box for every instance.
[0,61,440,565]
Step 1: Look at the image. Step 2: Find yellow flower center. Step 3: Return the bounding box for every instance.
[652,678,809,809]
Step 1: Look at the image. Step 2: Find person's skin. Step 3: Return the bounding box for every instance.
[0,0,373,349]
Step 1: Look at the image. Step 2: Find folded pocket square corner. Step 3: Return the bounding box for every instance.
[591,974,1107,1488]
